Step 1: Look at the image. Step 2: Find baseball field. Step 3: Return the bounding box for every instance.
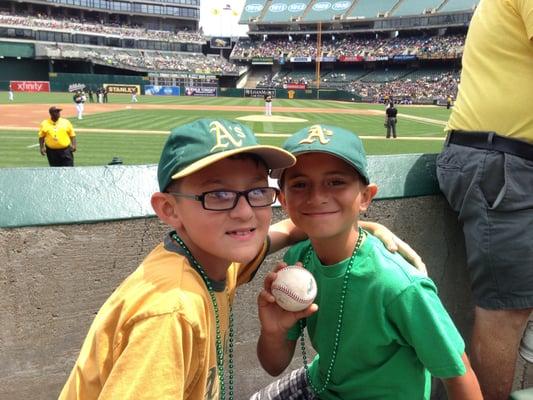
[0,92,451,168]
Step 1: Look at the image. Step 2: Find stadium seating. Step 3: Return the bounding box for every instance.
[0,12,204,44]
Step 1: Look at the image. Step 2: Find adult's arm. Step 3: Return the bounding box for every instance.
[39,137,46,156]
[268,219,426,273]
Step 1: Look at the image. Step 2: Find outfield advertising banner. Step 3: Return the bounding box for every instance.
[11,81,50,92]
[184,87,217,97]
[144,85,180,96]
[284,83,306,89]
[251,57,274,65]
[244,88,276,98]
[392,55,418,62]
[339,55,364,62]
[317,56,336,62]
[290,56,312,63]
[103,84,140,94]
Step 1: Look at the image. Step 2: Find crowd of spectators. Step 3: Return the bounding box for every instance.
[257,69,459,104]
[257,73,312,88]
[231,34,465,60]
[0,12,204,43]
[42,43,239,75]
[349,71,459,103]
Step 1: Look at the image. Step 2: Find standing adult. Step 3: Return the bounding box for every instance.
[103,87,108,103]
[447,95,453,110]
[87,87,94,103]
[73,90,85,120]
[38,106,77,167]
[436,0,533,398]
[385,102,398,139]
[264,93,272,116]
[8,83,14,101]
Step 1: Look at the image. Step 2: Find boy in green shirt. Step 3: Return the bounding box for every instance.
[253,125,482,399]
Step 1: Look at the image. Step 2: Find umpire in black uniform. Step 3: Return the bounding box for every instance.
[385,102,398,138]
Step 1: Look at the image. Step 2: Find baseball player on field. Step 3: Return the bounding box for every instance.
[252,125,482,400]
[73,90,85,120]
[264,93,273,116]
[131,87,138,103]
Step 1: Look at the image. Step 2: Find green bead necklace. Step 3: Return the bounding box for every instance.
[299,227,364,396]
[173,233,234,400]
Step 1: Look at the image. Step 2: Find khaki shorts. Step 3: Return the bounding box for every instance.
[437,144,533,310]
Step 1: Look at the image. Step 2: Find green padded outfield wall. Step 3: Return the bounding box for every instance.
[0,154,438,228]
[49,72,149,92]
[0,59,49,90]
[218,87,362,101]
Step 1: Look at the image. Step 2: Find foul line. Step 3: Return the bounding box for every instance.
[2,126,445,141]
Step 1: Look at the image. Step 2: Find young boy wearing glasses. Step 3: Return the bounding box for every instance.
[59,118,423,399]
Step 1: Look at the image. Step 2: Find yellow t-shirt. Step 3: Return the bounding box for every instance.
[446,0,533,143]
[59,233,268,400]
[38,117,76,149]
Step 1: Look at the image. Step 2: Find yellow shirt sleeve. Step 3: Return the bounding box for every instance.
[38,121,46,138]
[66,120,76,138]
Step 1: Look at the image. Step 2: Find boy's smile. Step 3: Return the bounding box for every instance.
[280,152,376,261]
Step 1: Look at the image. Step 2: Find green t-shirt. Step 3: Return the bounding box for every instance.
[286,233,466,400]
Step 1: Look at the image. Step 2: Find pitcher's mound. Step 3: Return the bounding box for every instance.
[237,115,308,123]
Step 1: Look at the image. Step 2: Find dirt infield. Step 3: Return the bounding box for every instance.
[0,103,445,130]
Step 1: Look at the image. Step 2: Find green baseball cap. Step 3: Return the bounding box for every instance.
[271,124,369,184]
[158,118,296,191]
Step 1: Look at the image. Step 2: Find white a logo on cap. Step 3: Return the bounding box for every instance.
[210,121,246,151]
[299,125,333,145]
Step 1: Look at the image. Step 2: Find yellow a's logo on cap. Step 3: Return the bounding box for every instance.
[299,125,333,145]
[210,121,246,151]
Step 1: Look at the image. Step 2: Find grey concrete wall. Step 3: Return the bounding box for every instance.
[0,197,530,399]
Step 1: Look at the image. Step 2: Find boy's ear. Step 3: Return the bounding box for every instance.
[278,190,288,211]
[359,183,378,212]
[151,192,184,229]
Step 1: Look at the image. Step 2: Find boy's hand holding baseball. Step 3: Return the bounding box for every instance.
[258,262,318,336]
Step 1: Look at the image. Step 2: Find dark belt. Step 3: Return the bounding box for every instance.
[447,130,533,161]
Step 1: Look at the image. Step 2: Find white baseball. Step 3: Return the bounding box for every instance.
[271,266,317,312]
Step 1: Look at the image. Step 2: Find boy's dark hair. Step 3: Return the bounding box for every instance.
[278,164,367,190]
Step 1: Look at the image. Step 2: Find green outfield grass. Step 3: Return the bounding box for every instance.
[1,92,450,168]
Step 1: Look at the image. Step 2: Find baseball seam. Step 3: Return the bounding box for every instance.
[272,283,313,304]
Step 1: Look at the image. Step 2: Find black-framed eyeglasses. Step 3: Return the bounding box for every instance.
[168,187,280,211]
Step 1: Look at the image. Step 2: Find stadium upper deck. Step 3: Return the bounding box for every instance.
[2,0,199,32]
[240,0,478,29]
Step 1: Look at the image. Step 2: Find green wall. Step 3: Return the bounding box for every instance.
[49,72,149,92]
